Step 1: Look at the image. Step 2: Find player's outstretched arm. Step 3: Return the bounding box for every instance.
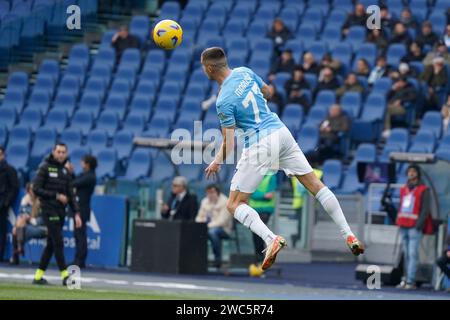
[205,126,235,179]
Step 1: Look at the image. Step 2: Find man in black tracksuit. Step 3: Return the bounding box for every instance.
[69,155,97,269]
[0,146,19,262]
[32,143,81,285]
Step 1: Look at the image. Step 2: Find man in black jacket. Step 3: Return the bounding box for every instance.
[68,155,97,269]
[161,176,198,221]
[0,146,19,262]
[32,143,81,285]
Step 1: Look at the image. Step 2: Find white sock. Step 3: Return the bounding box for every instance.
[315,187,354,239]
[234,204,275,246]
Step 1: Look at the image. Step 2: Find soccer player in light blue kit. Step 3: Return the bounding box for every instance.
[201,47,364,270]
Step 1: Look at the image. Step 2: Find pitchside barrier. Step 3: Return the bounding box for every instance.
[6,193,129,268]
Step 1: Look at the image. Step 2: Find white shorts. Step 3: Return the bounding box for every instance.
[230,126,313,193]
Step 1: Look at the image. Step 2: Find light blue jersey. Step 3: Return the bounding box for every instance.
[215,67,284,147]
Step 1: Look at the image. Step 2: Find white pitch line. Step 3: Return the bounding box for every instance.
[0,272,242,293]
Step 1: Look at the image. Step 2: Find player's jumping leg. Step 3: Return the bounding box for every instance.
[296,172,364,256]
[227,190,287,270]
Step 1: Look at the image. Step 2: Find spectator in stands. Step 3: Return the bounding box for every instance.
[368,56,390,85]
[284,66,311,111]
[383,76,417,137]
[423,41,450,66]
[335,72,364,99]
[367,29,388,53]
[398,8,417,30]
[302,52,320,75]
[319,53,341,74]
[444,24,450,49]
[313,104,350,163]
[389,22,412,47]
[341,3,367,36]
[266,18,294,56]
[313,67,340,100]
[111,25,139,61]
[402,41,426,63]
[396,165,433,290]
[441,95,450,134]
[380,5,395,31]
[355,58,370,77]
[195,184,232,269]
[416,21,440,48]
[67,155,97,269]
[420,56,448,112]
[0,146,19,262]
[248,174,277,265]
[10,183,46,265]
[398,62,418,78]
[268,49,296,82]
[436,232,450,287]
[161,176,198,221]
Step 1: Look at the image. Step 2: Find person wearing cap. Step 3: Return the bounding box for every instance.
[161,176,198,221]
[416,21,440,48]
[383,76,417,138]
[395,165,433,290]
[420,55,448,113]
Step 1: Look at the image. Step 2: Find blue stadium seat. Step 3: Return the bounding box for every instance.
[306,108,327,127]
[96,111,119,137]
[387,43,407,68]
[409,130,436,153]
[118,48,141,73]
[372,77,393,95]
[8,126,31,148]
[305,41,328,61]
[344,26,366,51]
[79,94,102,118]
[354,143,377,162]
[153,96,178,123]
[58,75,81,97]
[95,149,117,180]
[122,148,152,180]
[436,134,450,161]
[144,118,171,138]
[296,24,317,44]
[129,15,149,45]
[129,96,153,121]
[38,59,60,82]
[386,128,410,152]
[70,110,94,136]
[428,11,447,34]
[282,104,304,136]
[30,128,57,169]
[43,109,68,133]
[148,153,175,182]
[68,44,90,69]
[351,94,386,142]
[159,1,181,20]
[123,113,145,136]
[27,91,51,115]
[1,90,26,113]
[86,130,108,151]
[0,126,7,147]
[320,26,342,49]
[315,90,336,109]
[19,109,42,132]
[53,92,77,117]
[113,131,134,161]
[223,19,246,38]
[6,144,29,173]
[302,8,324,32]
[336,161,364,194]
[59,129,82,149]
[420,111,442,139]
[104,95,127,120]
[340,92,362,118]
[7,72,28,95]
[296,125,319,154]
[322,159,343,191]
[0,108,17,130]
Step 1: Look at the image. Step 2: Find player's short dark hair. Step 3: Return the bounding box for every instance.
[201,47,227,68]
[206,184,221,194]
[82,154,98,170]
[53,142,67,150]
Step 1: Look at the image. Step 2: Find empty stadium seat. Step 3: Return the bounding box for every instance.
[122,148,152,180]
[420,111,442,139]
[354,143,377,163]
[409,130,436,153]
[322,159,343,190]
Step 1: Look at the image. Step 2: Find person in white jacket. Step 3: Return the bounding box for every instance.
[196,184,233,268]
